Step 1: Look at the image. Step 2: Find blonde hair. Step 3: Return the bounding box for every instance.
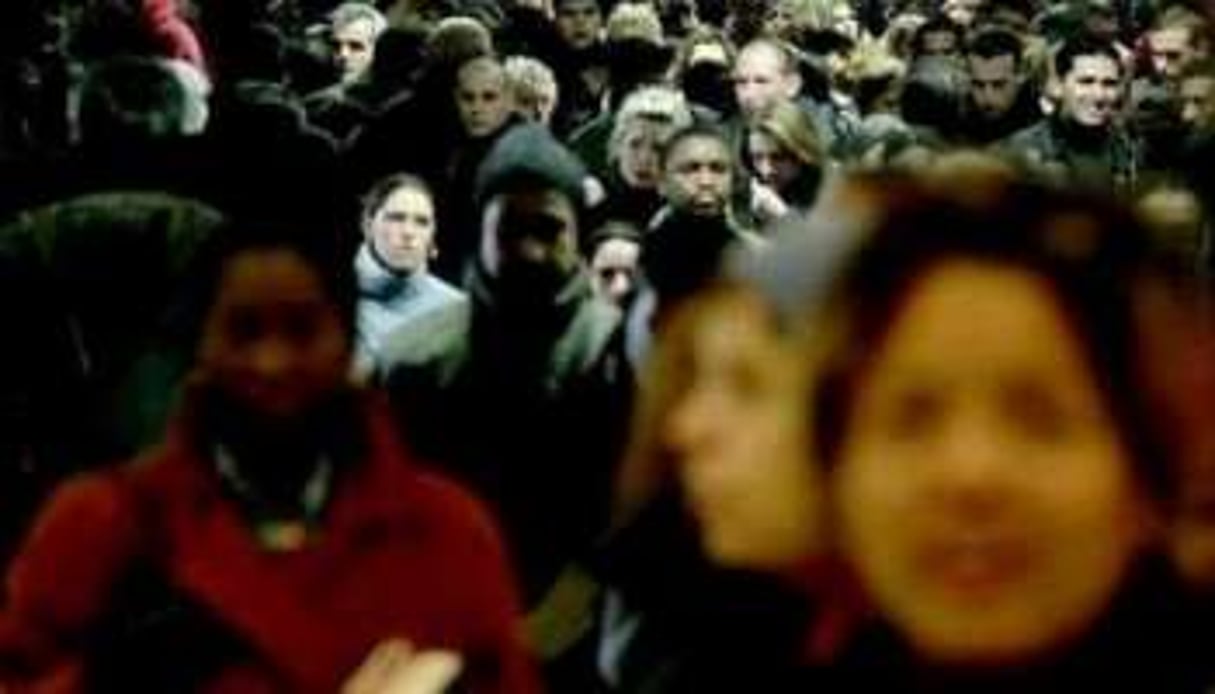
[504,55,558,115]
[609,85,694,163]
[752,98,824,167]
[606,2,664,45]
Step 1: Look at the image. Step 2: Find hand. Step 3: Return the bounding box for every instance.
[750,179,790,222]
[343,640,464,694]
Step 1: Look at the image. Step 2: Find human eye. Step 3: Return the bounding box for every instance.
[1000,380,1077,444]
[874,383,946,443]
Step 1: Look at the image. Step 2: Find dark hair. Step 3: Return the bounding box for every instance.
[966,25,1023,66]
[1054,31,1123,80]
[184,216,357,351]
[910,14,963,57]
[812,173,1176,506]
[659,121,732,169]
[360,172,434,226]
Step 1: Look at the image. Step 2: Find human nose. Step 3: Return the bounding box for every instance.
[928,407,1015,506]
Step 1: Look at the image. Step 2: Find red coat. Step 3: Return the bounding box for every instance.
[0,395,539,693]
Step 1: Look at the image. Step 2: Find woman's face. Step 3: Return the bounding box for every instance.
[618,122,666,190]
[664,291,823,570]
[833,260,1152,667]
[198,248,350,422]
[748,130,802,193]
[366,185,436,274]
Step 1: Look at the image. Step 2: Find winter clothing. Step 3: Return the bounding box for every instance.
[377,266,629,606]
[0,392,538,694]
[354,242,466,369]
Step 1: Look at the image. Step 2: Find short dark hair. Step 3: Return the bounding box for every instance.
[186,216,357,347]
[966,25,1024,66]
[1054,32,1123,80]
[659,121,732,170]
[360,173,433,226]
[911,13,963,56]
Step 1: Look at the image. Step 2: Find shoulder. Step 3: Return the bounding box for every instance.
[375,298,472,376]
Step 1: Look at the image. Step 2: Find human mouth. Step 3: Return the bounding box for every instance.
[919,537,1031,600]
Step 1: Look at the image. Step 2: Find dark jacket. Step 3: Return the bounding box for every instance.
[377,265,630,607]
[1001,116,1141,192]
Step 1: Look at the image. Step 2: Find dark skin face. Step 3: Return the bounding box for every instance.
[197,248,351,427]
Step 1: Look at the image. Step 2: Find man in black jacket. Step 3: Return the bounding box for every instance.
[377,125,629,627]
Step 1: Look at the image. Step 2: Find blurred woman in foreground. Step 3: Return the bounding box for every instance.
[0,221,536,693]
[810,174,1211,689]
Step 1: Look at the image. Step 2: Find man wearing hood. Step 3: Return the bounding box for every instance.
[376,124,630,678]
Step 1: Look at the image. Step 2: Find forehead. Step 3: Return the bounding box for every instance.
[969,54,1016,78]
[557,0,600,15]
[458,61,506,88]
[667,134,731,165]
[1065,53,1121,80]
[216,248,328,306]
[333,18,376,41]
[593,237,641,264]
[737,44,787,74]
[1151,26,1192,48]
[380,185,432,212]
[491,187,578,220]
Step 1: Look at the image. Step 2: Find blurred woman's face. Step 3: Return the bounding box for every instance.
[198,249,350,422]
[664,291,823,570]
[833,260,1152,667]
[618,123,667,190]
[748,130,803,193]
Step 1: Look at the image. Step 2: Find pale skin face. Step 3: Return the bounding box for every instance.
[556,0,603,50]
[590,237,641,306]
[1057,54,1122,129]
[365,185,436,274]
[747,130,801,193]
[734,43,801,123]
[661,134,734,217]
[968,54,1020,119]
[833,260,1153,668]
[1180,74,1215,128]
[1149,26,1198,81]
[665,290,823,569]
[455,61,512,138]
[199,249,350,421]
[332,18,377,84]
[617,122,667,190]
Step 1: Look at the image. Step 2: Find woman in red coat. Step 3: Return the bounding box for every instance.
[0,222,539,693]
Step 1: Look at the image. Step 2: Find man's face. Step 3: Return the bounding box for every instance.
[480,188,581,290]
[332,18,377,84]
[968,53,1020,119]
[661,134,733,218]
[734,44,800,123]
[1181,74,1215,128]
[1150,26,1197,81]
[1058,54,1122,128]
[456,61,512,138]
[556,0,603,50]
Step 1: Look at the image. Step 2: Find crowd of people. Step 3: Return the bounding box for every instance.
[0,0,1211,691]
